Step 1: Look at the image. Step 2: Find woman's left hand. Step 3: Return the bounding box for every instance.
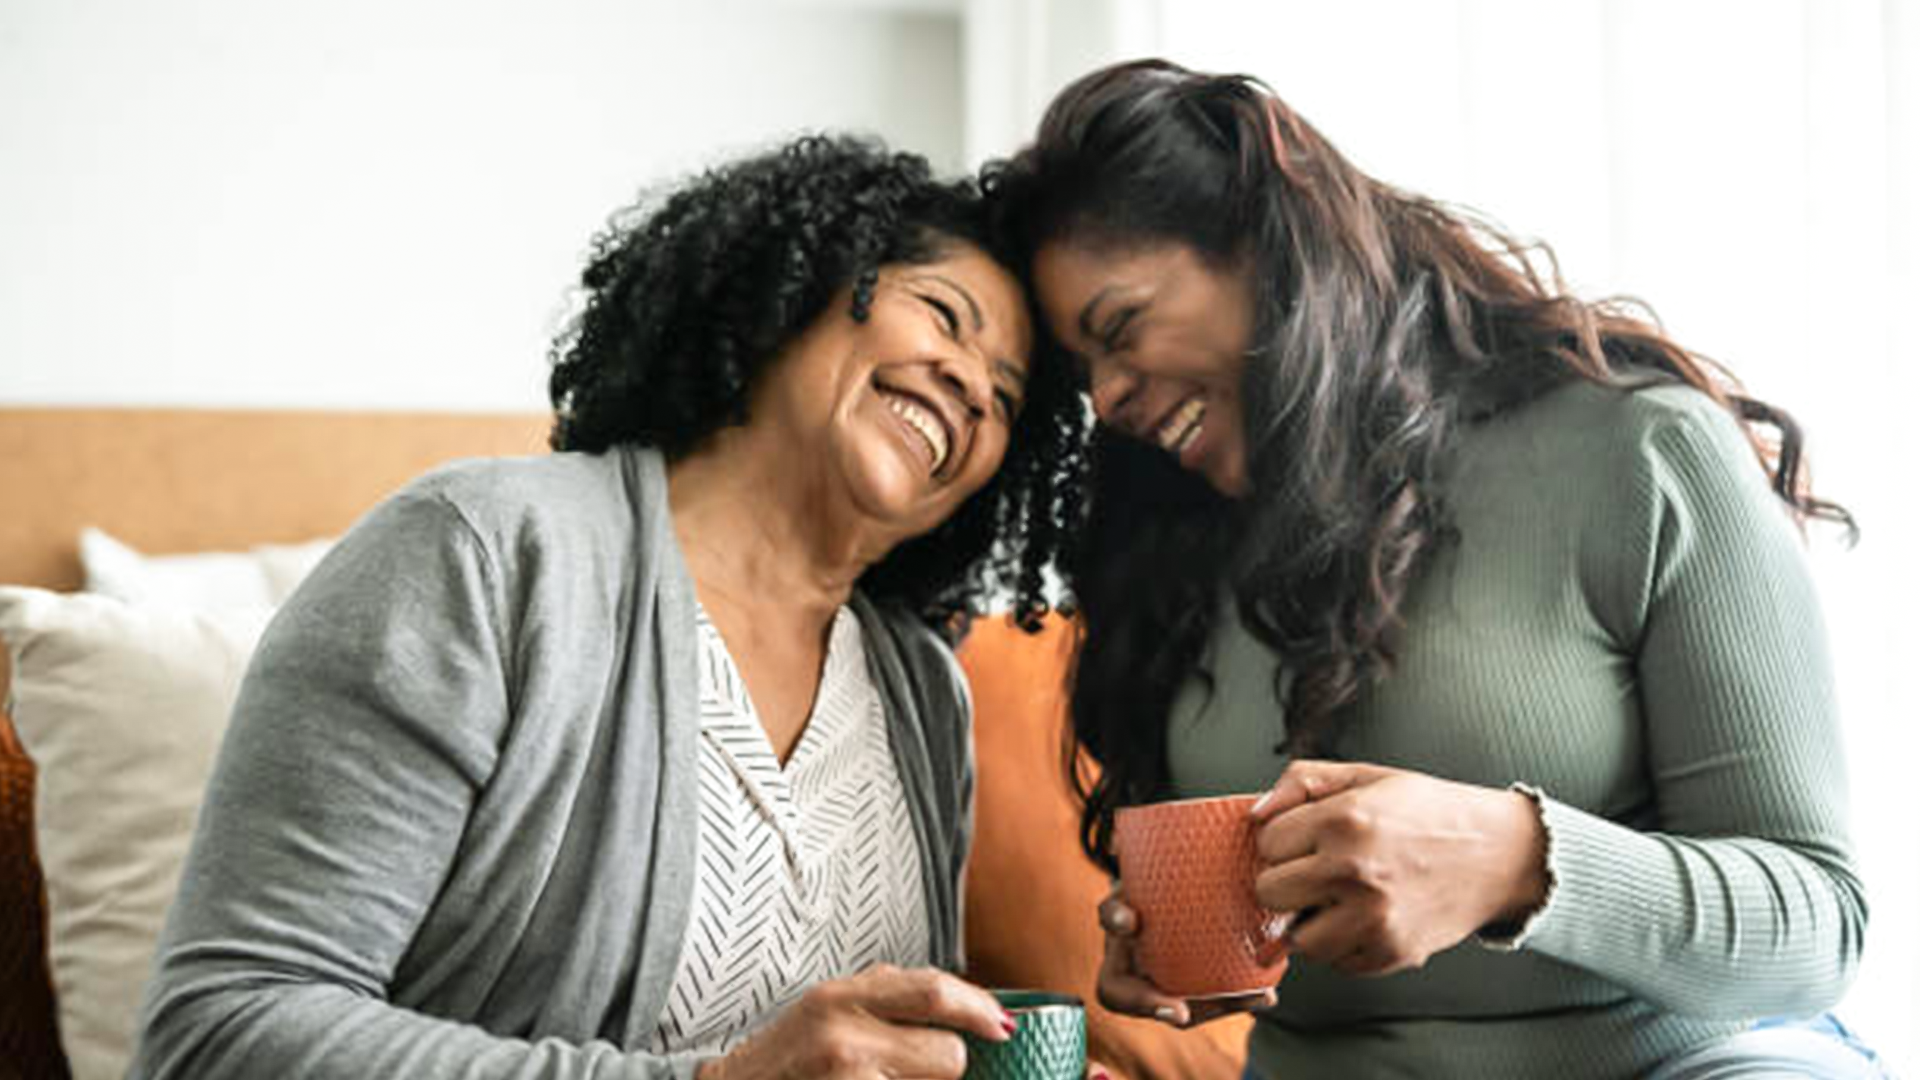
[1248,760,1549,976]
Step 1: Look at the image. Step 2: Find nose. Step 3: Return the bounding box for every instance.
[1086,360,1142,428]
[934,348,990,421]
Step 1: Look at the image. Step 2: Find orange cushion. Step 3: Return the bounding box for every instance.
[958,615,1250,1080]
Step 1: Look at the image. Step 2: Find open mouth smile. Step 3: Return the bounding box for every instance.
[1154,396,1205,456]
[879,386,954,476]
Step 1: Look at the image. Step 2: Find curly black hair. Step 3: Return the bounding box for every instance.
[548,134,1088,632]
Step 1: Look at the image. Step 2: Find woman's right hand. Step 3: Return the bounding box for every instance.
[698,964,1014,1080]
[1096,884,1277,1028]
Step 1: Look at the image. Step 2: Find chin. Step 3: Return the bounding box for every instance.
[850,461,945,534]
[1204,459,1251,498]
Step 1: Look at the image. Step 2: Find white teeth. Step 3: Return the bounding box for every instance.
[884,392,951,474]
[1156,398,1205,454]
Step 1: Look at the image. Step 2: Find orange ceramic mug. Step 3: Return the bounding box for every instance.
[1113,794,1290,999]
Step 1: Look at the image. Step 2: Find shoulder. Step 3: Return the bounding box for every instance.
[359,446,667,576]
[289,446,677,722]
[318,446,670,631]
[1545,380,1774,508]
[1620,384,1771,491]
[1455,377,1787,637]
[398,447,661,537]
[1490,375,1688,437]
[1475,377,1762,496]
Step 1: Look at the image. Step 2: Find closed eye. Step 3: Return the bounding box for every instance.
[995,388,1021,422]
[923,295,960,337]
[1101,306,1140,353]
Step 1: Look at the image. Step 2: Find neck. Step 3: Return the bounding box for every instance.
[666,427,889,627]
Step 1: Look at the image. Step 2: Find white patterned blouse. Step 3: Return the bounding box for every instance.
[647,604,932,1057]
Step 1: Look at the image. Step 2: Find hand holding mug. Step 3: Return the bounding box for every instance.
[960,990,1092,1080]
[699,964,1012,1080]
[1249,760,1550,976]
[1094,883,1278,1028]
[1104,794,1291,1026]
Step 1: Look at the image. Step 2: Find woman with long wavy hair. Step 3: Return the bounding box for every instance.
[989,59,1887,1078]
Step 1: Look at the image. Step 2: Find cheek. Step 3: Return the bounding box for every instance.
[1166,336,1237,388]
[1127,336,1198,385]
[959,432,1014,493]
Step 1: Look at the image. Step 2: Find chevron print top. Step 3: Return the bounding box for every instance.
[646,604,932,1056]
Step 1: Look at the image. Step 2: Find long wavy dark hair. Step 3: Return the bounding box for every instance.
[550,134,1088,632]
[986,59,1854,871]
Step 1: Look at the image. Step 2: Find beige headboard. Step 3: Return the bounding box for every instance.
[0,407,551,1075]
[0,407,551,700]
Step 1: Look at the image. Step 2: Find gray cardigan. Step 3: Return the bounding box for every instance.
[130,447,976,1080]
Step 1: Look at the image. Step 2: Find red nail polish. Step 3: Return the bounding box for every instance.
[1001,1010,1019,1036]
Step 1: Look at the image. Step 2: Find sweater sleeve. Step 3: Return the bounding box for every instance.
[129,490,700,1080]
[1514,397,1868,1019]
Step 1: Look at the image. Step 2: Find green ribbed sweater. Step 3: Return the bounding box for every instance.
[1165,381,1867,1079]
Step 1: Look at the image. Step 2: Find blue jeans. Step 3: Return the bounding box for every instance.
[1643,1014,1895,1080]
[1237,1014,1895,1079]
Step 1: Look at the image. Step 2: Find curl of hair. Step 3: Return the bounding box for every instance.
[987,60,1854,873]
[550,134,1089,633]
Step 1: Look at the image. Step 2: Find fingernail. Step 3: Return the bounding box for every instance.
[1154,1005,1182,1025]
[1001,1010,1018,1037]
[1250,788,1277,816]
[1093,1071,1111,1080]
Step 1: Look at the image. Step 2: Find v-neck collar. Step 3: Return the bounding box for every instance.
[692,603,865,888]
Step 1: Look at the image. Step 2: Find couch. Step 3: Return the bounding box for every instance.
[0,407,1246,1080]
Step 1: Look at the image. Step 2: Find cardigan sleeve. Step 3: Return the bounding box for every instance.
[1511,396,1868,1019]
[129,489,701,1080]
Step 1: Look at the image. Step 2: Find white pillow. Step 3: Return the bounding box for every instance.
[79,527,333,608]
[0,587,272,1080]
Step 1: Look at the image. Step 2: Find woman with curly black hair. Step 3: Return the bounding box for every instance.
[131,135,1087,1080]
[989,60,1886,1079]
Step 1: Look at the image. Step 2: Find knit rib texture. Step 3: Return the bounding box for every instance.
[1163,381,1866,1079]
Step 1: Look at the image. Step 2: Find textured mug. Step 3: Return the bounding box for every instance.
[962,990,1085,1080]
[1113,793,1290,998]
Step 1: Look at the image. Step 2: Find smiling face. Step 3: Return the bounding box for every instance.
[753,240,1033,543]
[1033,240,1255,497]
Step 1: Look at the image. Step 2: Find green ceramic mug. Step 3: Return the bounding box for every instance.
[962,990,1086,1080]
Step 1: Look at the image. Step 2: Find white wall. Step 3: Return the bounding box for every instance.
[962,0,1160,167]
[0,0,962,412]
